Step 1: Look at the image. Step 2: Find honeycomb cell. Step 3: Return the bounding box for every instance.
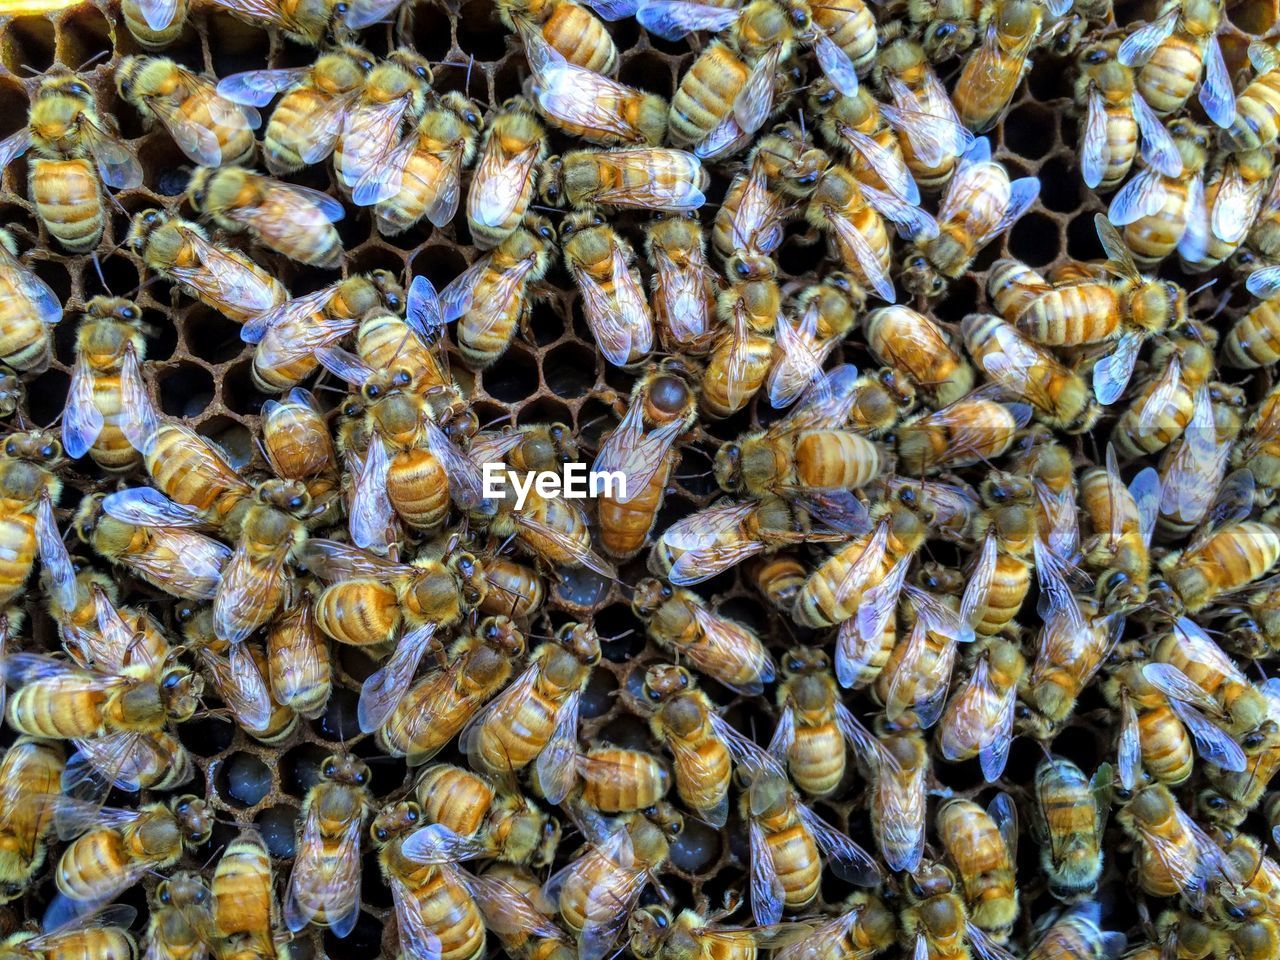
[406,0,454,62]
[157,360,214,416]
[544,341,597,398]
[24,367,68,426]
[581,667,618,718]
[311,685,362,742]
[137,136,194,195]
[178,713,236,757]
[282,742,332,798]
[1037,154,1082,213]
[481,343,539,401]
[454,0,508,62]
[196,415,255,469]
[323,912,383,958]
[55,4,112,70]
[184,306,247,363]
[517,394,573,427]
[219,360,264,415]
[217,751,273,807]
[670,819,722,874]
[3,17,56,74]
[554,564,612,611]
[1008,211,1060,267]
[206,13,269,77]
[0,78,27,143]
[255,804,301,858]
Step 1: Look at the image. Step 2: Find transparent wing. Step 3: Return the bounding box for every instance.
[1117,9,1177,66]
[1093,331,1142,405]
[1134,93,1182,177]
[1199,34,1237,128]
[636,0,739,40]
[62,357,104,460]
[1107,168,1168,226]
[358,623,440,733]
[350,434,394,553]
[216,68,305,106]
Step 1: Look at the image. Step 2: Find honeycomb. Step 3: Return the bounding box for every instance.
[1,0,1280,955]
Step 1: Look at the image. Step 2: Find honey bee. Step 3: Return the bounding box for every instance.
[500,0,619,73]
[1020,596,1118,739]
[540,148,707,211]
[461,621,600,801]
[1116,783,1234,907]
[548,804,680,960]
[642,663,780,826]
[1026,904,1127,960]
[767,274,863,408]
[334,48,434,196]
[479,864,576,960]
[177,604,284,743]
[0,76,141,253]
[712,125,809,259]
[468,97,547,249]
[0,905,137,960]
[261,596,330,720]
[481,555,546,620]
[998,215,1187,404]
[1078,446,1159,614]
[210,0,396,44]
[116,56,258,166]
[356,93,482,235]
[0,432,70,610]
[937,638,1026,782]
[0,738,64,903]
[415,764,560,866]
[285,753,373,937]
[902,138,1038,299]
[1112,326,1215,458]
[1226,41,1280,151]
[440,215,557,370]
[555,747,670,814]
[952,0,1045,132]
[188,165,345,268]
[1118,0,1236,127]
[0,230,61,374]
[376,616,525,763]
[146,872,215,960]
[122,0,190,47]
[1075,39,1183,192]
[897,860,1011,960]
[261,389,341,526]
[936,797,1019,944]
[749,553,810,613]
[866,306,974,408]
[645,212,716,355]
[1180,149,1274,273]
[126,209,289,326]
[808,81,919,205]
[559,209,654,368]
[216,44,376,175]
[629,903,805,960]
[62,298,147,474]
[1233,381,1280,496]
[1110,118,1211,269]
[1031,757,1110,903]
[213,831,285,960]
[0,373,23,418]
[54,794,211,904]
[1153,498,1280,616]
[1222,264,1280,370]
[75,490,231,601]
[701,255,778,419]
[896,394,1030,475]
[1198,681,1280,827]
[524,29,667,145]
[632,578,775,695]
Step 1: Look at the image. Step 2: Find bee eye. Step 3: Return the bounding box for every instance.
[143,211,158,224]
[385,293,401,309]
[4,442,15,457]
[645,685,661,702]
[324,762,336,777]
[360,59,373,70]
[394,369,411,385]
[159,888,171,904]
[933,22,955,37]
[416,67,428,78]
[355,770,368,785]
[375,828,388,841]
[735,261,751,278]
[188,831,203,842]
[289,496,305,510]
[406,809,418,821]
[365,384,381,399]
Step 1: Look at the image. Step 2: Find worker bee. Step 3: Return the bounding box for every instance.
[1181,148,1274,272]
[775,894,897,960]
[260,594,330,720]
[547,746,670,814]
[334,48,434,196]
[415,764,560,866]
[126,209,289,326]
[1233,381,1280,496]
[1031,757,1110,903]
[285,753,374,937]
[936,797,1019,944]
[0,738,64,903]
[866,306,974,408]
[712,125,809,259]
[477,863,576,960]
[632,578,775,695]
[145,872,215,960]
[441,215,557,370]
[1110,118,1211,268]
[808,80,919,205]
[902,138,1038,299]
[460,621,599,800]
[766,274,862,408]
[260,389,341,525]
[559,209,654,368]
[213,831,285,960]
[1118,0,1236,127]
[1078,446,1159,614]
[202,0,396,45]
[122,0,190,47]
[0,76,141,253]
[116,56,257,166]
[1197,693,1280,827]
[499,0,619,73]
[999,215,1186,404]
[176,604,282,743]
[896,393,1030,475]
[480,555,546,620]
[376,616,525,762]
[0,904,137,960]
[187,165,345,269]
[897,860,1011,960]
[523,29,667,145]
[1075,39,1183,192]
[75,490,230,601]
[645,213,716,355]
[1020,596,1119,739]
[1116,782,1235,907]
[1221,263,1280,370]
[701,254,778,419]
[468,97,547,249]
[217,44,376,175]
[53,794,212,904]
[1226,41,1280,151]
[540,148,707,211]
[1026,904,1127,960]
[937,638,1026,782]
[1111,325,1215,458]
[0,432,70,610]
[952,0,1044,132]
[629,902,806,960]
[642,664,780,826]
[744,771,879,924]
[0,230,60,374]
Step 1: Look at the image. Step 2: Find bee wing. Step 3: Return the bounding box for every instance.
[962,23,1026,131]
[689,604,776,694]
[636,0,739,39]
[708,711,784,779]
[730,161,785,254]
[580,866,649,960]
[837,124,919,204]
[80,120,142,190]
[216,68,305,107]
[203,644,272,733]
[232,181,345,266]
[592,151,706,210]
[338,96,411,188]
[36,903,138,941]
[732,45,784,136]
[1092,330,1142,405]
[1211,163,1260,244]
[1116,692,1142,792]
[424,420,493,513]
[1159,389,1220,525]
[833,616,886,689]
[439,254,492,324]
[287,806,363,936]
[62,732,174,800]
[299,538,411,582]
[784,363,861,431]
[385,873,442,960]
[961,529,997,629]
[357,623,440,734]
[766,701,796,764]
[881,97,966,169]
[470,140,540,230]
[514,511,618,579]
[874,756,925,872]
[1107,168,1168,226]
[1130,464,1161,549]
[117,345,158,455]
[827,207,895,302]
[862,183,939,242]
[2,246,63,326]
[1136,355,1182,434]
[854,554,909,652]
[1155,690,1248,774]
[174,231,282,317]
[1169,617,1250,686]
[581,0,641,18]
[342,0,403,29]
[140,529,231,599]
[296,90,362,166]
[48,792,142,840]
[1177,173,1210,263]
[533,63,649,144]
[813,30,859,96]
[748,819,786,926]
[314,344,375,387]
[571,250,643,368]
[652,245,710,344]
[144,94,226,167]
[769,313,830,409]
[1185,468,1256,551]
[241,284,340,344]
[1117,9,1177,66]
[349,434,394,553]
[35,492,77,616]
[400,823,488,864]
[0,126,32,169]
[213,535,291,644]
[724,303,756,412]
[833,522,889,607]
[1199,34,1237,128]
[662,500,765,585]
[89,586,144,673]
[101,487,205,528]
[967,924,1018,960]
[1132,93,1182,178]
[465,873,565,941]
[1135,807,1222,908]
[352,133,416,207]
[799,804,881,886]
[534,689,583,805]
[979,671,1018,783]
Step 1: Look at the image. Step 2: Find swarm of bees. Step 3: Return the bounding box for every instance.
[2,0,1280,956]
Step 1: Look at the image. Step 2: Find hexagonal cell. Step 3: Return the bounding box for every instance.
[1007,211,1060,267]
[311,685,362,742]
[178,713,236,757]
[3,17,56,74]
[157,360,214,417]
[137,136,194,196]
[0,79,28,144]
[281,742,332,798]
[215,751,273,808]
[183,305,246,363]
[255,803,301,858]
[517,395,573,429]
[323,912,383,958]
[619,51,676,96]
[24,368,68,428]
[544,341,597,398]
[55,4,112,70]
[405,0,454,62]
[481,343,539,402]
[580,667,618,719]
[206,13,270,78]
[219,360,265,416]
[670,819,722,874]
[454,0,509,61]
[197,415,255,470]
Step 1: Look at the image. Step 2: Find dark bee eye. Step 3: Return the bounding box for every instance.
[796,171,818,185]
[385,293,401,309]
[195,889,207,903]
[538,224,554,239]
[4,441,15,456]
[289,496,305,510]
[360,59,374,70]
[163,672,182,689]
[324,762,336,777]
[735,261,751,278]
[188,831,203,842]
[176,799,190,813]
[1085,47,1106,63]
[484,623,498,639]
[416,66,428,78]
[406,809,418,821]
[933,22,956,37]
[143,211,159,224]
[394,369,411,385]
[1206,795,1228,809]
[375,828,388,841]
[159,888,171,904]
[366,384,381,399]
[909,880,925,899]
[355,770,368,785]
[121,306,138,320]
[335,1,348,11]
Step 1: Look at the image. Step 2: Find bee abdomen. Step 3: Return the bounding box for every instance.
[1135,36,1201,115]
[599,460,670,559]
[387,449,450,531]
[768,826,822,908]
[669,45,748,147]
[9,677,108,739]
[1224,301,1280,368]
[30,159,103,253]
[1229,72,1280,150]
[542,5,617,74]
[314,581,400,646]
[56,830,127,901]
[789,722,846,796]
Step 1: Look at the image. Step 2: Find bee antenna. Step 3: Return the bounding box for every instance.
[90,252,112,295]
[75,48,112,72]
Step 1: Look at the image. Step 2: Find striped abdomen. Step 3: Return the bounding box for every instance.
[1224,300,1280,368]
[31,158,103,252]
[1014,282,1120,345]
[598,454,671,559]
[387,448,450,532]
[973,553,1030,636]
[314,580,400,646]
[788,717,845,797]
[1228,70,1280,150]
[1136,35,1201,116]
[669,43,749,147]
[1122,178,1191,268]
[540,4,617,74]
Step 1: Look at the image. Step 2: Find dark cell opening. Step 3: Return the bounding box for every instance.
[216,751,272,808]
[157,360,214,417]
[481,343,539,401]
[544,341,597,398]
[4,18,56,74]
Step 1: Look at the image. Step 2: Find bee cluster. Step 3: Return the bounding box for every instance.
[1,0,1280,956]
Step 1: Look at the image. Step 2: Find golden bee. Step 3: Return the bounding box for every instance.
[748,553,809,613]
[216,44,376,175]
[555,746,670,814]
[480,554,546,620]
[478,863,576,960]
[468,97,548,249]
[711,124,811,260]
[146,872,215,960]
[126,209,289,326]
[61,298,148,474]
[1198,681,1280,827]
[334,48,434,196]
[629,903,806,960]
[701,253,778,419]
[0,229,61,374]
[540,148,707,211]
[0,75,141,253]
[122,0,190,47]
[896,394,1029,475]
[1019,596,1117,739]
[952,0,1045,132]
[262,595,331,720]
[937,637,1026,781]
[808,80,919,205]
[641,663,780,826]
[866,306,974,408]
[54,795,211,904]
[285,753,374,937]
[213,831,285,960]
[499,0,619,73]
[1111,324,1215,458]
[767,274,862,408]
[0,905,137,960]
[260,388,342,527]
[1116,782,1232,906]
[936,797,1019,944]
[896,860,1003,960]
[1227,41,1280,150]
[645,212,716,355]
[1031,757,1110,902]
[1233,381,1280,497]
[188,165,345,268]
[769,646,867,797]
[1026,905,1127,960]
[1222,263,1280,370]
[415,763,559,866]
[116,56,258,166]
[0,431,69,609]
[0,738,64,903]
[1078,446,1159,614]
[1153,511,1280,616]
[1180,148,1274,273]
